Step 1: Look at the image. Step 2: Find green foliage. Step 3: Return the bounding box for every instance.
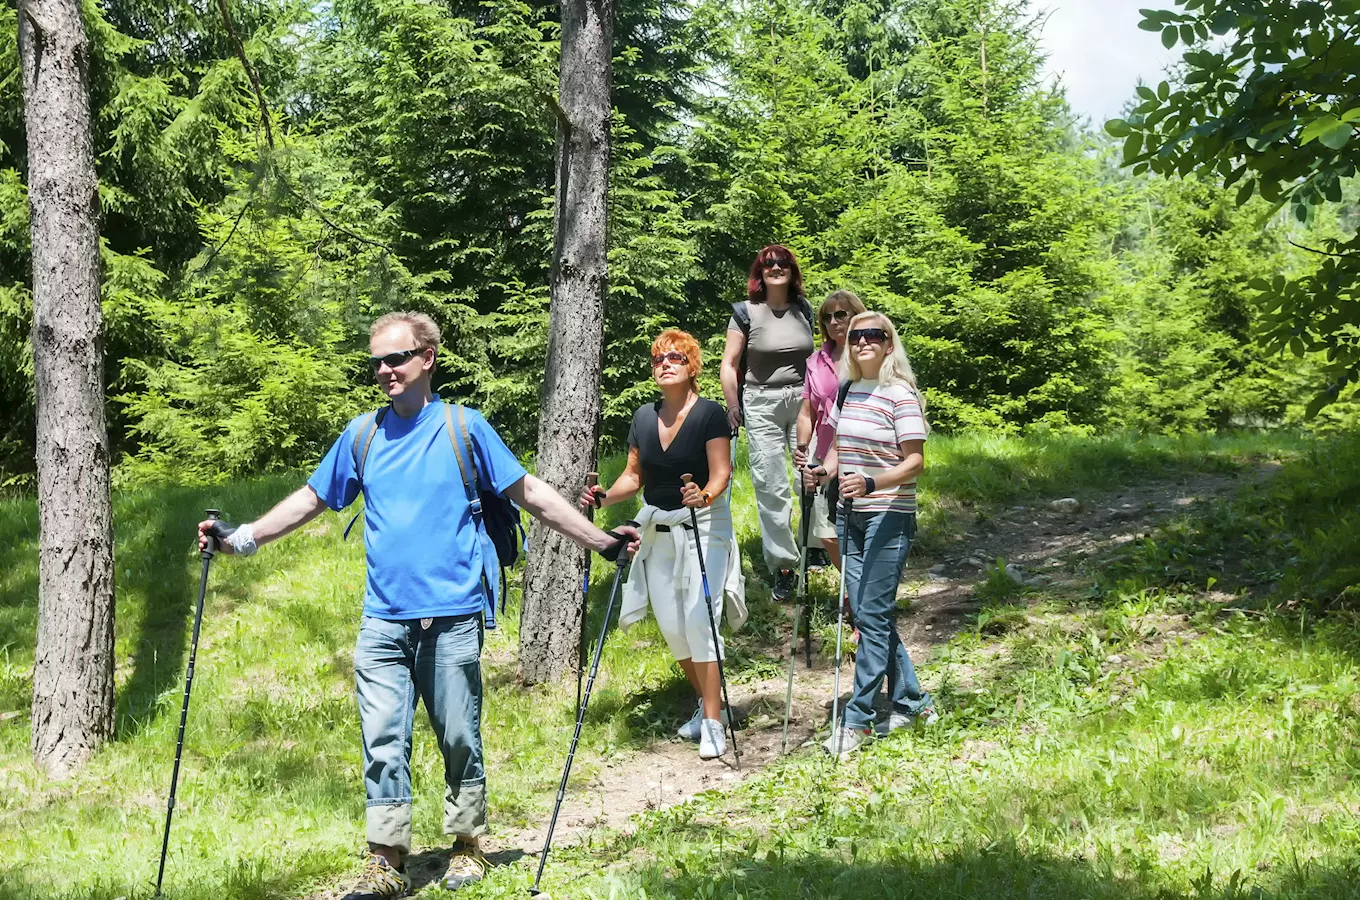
[0,0,1351,485]
[1107,1,1360,415]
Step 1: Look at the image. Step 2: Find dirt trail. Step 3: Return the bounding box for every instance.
[311,466,1269,896]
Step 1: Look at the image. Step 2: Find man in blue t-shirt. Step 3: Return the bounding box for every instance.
[197,312,639,899]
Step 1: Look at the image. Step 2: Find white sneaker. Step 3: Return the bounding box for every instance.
[678,704,729,742]
[874,712,913,736]
[874,708,938,736]
[698,719,726,759]
[823,725,869,757]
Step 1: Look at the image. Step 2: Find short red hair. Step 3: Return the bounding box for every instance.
[747,244,805,304]
[651,329,702,384]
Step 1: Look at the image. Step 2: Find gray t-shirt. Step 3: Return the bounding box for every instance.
[728,302,815,387]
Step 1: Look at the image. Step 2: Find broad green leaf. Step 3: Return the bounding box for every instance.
[1104,119,1132,138]
[1179,24,1195,45]
[1319,120,1353,150]
[1340,108,1360,124]
[1162,26,1178,48]
[1209,10,1236,34]
[1123,132,1144,164]
[1236,179,1255,205]
[1136,85,1157,101]
[1157,80,1170,101]
[1299,115,1339,145]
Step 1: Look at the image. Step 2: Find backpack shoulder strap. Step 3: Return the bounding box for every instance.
[796,295,814,326]
[444,402,480,513]
[351,407,387,486]
[731,301,751,337]
[836,379,852,411]
[344,407,387,541]
[456,405,482,496]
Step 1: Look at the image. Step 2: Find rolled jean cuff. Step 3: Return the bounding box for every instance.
[892,693,934,717]
[366,800,413,854]
[445,779,487,837]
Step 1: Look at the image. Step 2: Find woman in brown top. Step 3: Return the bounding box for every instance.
[720,245,815,600]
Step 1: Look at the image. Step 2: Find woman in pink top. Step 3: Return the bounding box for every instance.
[793,290,865,570]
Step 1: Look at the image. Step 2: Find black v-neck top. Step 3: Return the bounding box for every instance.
[627,397,730,510]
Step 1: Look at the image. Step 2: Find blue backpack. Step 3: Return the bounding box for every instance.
[345,402,526,628]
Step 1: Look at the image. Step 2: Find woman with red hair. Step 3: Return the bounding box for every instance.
[581,330,746,761]
[720,245,815,601]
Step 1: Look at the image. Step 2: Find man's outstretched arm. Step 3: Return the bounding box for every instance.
[507,474,640,555]
[198,485,329,555]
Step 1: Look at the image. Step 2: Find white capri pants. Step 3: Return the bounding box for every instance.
[645,524,728,663]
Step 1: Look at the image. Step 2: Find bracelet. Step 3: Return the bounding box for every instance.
[702,490,712,507]
[863,476,877,495]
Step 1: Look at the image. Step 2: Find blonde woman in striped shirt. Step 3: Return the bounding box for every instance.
[807,311,937,756]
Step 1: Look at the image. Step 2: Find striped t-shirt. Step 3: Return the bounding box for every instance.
[828,379,928,513]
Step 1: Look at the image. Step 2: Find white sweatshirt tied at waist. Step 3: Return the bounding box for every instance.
[619,496,748,632]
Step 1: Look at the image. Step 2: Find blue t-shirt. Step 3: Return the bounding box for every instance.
[308,398,528,620]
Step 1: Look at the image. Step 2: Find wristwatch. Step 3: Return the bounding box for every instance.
[701,490,712,507]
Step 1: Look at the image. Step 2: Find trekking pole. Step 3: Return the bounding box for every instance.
[830,482,851,759]
[680,474,740,771]
[155,510,228,897]
[782,478,814,753]
[531,541,633,898]
[576,472,599,717]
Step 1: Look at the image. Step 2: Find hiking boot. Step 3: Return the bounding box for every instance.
[823,724,870,758]
[343,854,409,900]
[772,568,796,601]
[698,718,727,759]
[917,707,940,728]
[442,841,486,891]
[678,703,728,742]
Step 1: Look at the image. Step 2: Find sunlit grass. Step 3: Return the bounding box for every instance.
[0,430,1346,899]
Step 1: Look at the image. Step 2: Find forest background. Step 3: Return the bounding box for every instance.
[0,0,1354,488]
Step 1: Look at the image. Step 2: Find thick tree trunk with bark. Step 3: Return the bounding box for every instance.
[20,0,116,777]
[519,0,615,685]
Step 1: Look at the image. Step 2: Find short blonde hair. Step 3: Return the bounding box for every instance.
[370,311,441,353]
[841,311,928,419]
[651,329,702,386]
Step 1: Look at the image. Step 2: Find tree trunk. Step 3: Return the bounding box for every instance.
[20,0,116,777]
[518,0,615,685]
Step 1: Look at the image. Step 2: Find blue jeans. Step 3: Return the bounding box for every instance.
[840,509,932,729]
[354,613,486,853]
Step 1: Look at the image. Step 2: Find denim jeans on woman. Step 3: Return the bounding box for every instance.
[839,509,932,729]
[354,612,486,854]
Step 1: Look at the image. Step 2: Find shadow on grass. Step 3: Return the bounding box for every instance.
[604,843,1360,900]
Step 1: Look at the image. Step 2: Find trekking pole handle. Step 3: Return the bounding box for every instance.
[583,471,601,510]
[202,509,222,559]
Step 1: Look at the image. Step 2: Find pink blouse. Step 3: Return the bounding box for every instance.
[802,342,841,461]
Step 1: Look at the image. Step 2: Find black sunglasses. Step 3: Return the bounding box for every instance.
[370,348,422,371]
[822,309,851,323]
[761,258,792,271]
[849,328,889,345]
